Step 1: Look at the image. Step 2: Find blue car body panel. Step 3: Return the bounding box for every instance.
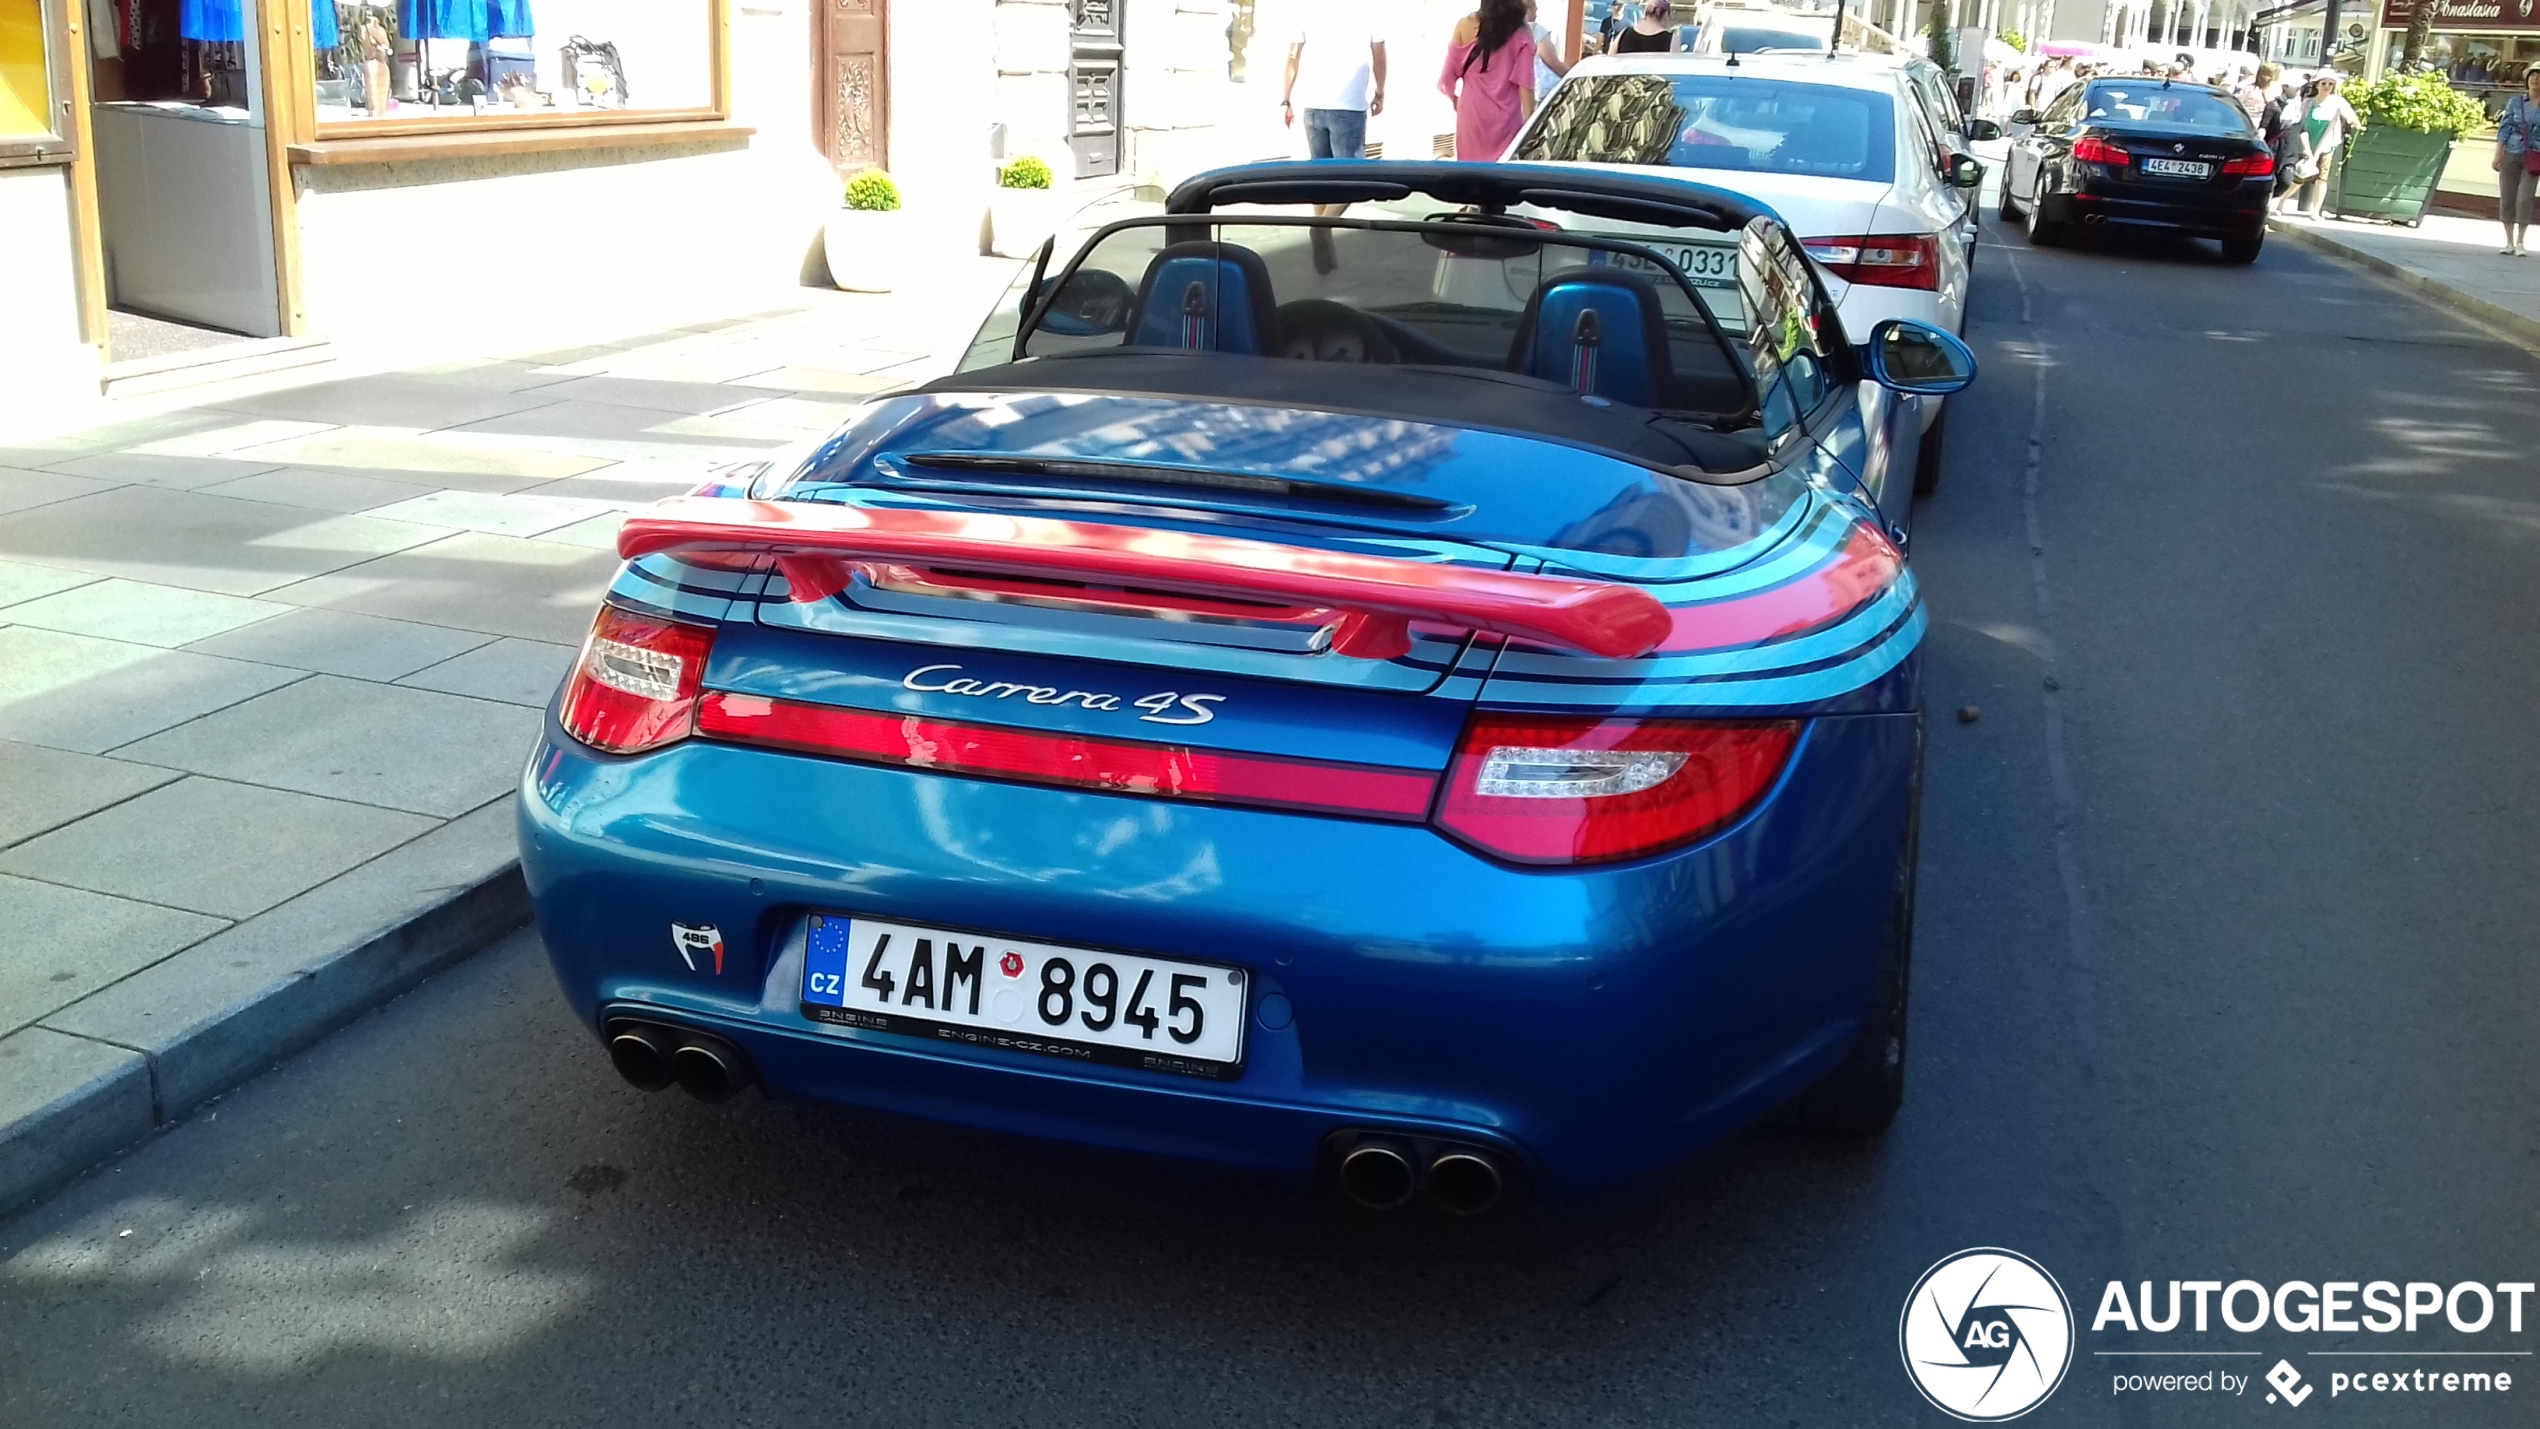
[522,173,1942,1193]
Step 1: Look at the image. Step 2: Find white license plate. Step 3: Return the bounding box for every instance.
[2141,157,2211,179]
[1606,240,1739,289]
[800,914,1248,1078]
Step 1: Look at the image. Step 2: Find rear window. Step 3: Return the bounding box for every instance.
[2080,83,2254,134]
[1718,25,1825,53]
[1514,73,1895,184]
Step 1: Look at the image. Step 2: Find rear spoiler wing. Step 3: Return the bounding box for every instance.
[617,498,1671,661]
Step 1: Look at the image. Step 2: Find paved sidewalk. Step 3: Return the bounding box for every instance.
[0,258,1018,1216]
[2268,207,2540,349]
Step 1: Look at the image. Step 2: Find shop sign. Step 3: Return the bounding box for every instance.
[2381,0,2540,32]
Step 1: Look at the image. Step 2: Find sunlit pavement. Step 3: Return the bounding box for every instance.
[2,222,2536,1427]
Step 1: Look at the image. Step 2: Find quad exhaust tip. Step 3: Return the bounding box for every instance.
[1335,1137,1507,1215]
[606,1021,753,1103]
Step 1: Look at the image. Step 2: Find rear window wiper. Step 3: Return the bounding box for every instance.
[894,453,1451,511]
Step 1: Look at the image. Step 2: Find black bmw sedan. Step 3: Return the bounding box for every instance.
[2000,79,2276,262]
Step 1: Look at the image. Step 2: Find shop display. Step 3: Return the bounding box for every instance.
[309,0,707,123]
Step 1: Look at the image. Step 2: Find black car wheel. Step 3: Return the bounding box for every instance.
[2222,231,2263,264]
[1781,735,1919,1134]
[1913,406,1948,497]
[2024,186,2066,246]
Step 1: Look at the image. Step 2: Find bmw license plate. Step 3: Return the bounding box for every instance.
[2142,157,2211,179]
[800,914,1248,1079]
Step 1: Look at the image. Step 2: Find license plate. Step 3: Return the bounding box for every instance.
[800,914,1248,1078]
[1604,239,1739,289]
[2141,157,2210,179]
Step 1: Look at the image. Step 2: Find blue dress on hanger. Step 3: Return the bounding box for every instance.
[399,0,486,42]
[179,0,246,42]
[312,0,341,49]
[487,0,533,37]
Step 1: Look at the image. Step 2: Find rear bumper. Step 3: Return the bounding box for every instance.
[518,705,1920,1190]
[2050,176,2269,237]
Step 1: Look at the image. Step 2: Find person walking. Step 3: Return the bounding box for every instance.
[2280,72,2360,218]
[2495,67,2540,254]
[1441,0,1538,161]
[1282,0,1386,271]
[1612,0,1676,54]
[1525,0,1572,108]
[2240,63,2276,125]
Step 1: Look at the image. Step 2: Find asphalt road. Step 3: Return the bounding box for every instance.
[5,223,2536,1428]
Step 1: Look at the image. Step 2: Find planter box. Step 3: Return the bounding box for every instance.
[2329,128,2456,226]
[987,186,1066,258]
[823,208,907,293]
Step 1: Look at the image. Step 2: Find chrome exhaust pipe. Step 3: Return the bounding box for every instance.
[606,1024,675,1091]
[1337,1143,1416,1210]
[1427,1151,1504,1216]
[670,1035,751,1103]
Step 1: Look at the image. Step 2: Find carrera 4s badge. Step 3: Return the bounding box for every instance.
[901,663,1224,726]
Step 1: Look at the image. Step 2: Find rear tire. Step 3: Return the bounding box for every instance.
[2024,189,2065,247]
[1913,407,1948,497]
[2221,232,2263,264]
[1782,733,1919,1135]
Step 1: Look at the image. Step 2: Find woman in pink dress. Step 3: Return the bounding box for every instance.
[1439,0,1537,161]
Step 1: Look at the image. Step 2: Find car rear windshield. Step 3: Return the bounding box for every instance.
[1717,25,1826,53]
[1513,73,1895,184]
[2080,83,2254,134]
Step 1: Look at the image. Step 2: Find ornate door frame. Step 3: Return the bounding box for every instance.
[817,0,888,176]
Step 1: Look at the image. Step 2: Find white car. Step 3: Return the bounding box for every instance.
[1505,52,1982,475]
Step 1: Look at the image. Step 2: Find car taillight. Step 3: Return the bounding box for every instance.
[2220,152,2274,176]
[1801,233,1941,290]
[2071,135,2130,166]
[1434,715,1800,865]
[558,604,715,754]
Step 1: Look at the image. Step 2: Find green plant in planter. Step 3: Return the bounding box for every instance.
[1998,29,2026,53]
[845,169,902,211]
[998,156,1054,190]
[2346,70,2488,137]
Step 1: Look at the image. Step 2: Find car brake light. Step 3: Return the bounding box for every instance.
[1801,233,1941,291]
[2220,152,2274,176]
[1434,715,1800,865]
[2071,135,2130,166]
[559,604,716,754]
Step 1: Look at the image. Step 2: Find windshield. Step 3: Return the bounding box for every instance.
[1719,25,1827,53]
[2080,83,2254,133]
[969,216,1758,422]
[1513,73,1896,184]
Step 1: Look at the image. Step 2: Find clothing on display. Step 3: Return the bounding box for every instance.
[178,0,242,43]
[313,0,340,50]
[396,0,529,42]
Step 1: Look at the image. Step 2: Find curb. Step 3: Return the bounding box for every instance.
[2268,217,2540,354]
[0,803,530,1221]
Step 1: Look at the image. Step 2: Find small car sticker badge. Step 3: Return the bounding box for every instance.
[999,951,1025,978]
[671,923,725,974]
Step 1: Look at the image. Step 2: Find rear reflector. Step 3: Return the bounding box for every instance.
[696,693,1438,821]
[559,605,716,754]
[1436,715,1800,864]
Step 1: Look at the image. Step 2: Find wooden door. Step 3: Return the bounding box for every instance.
[818,0,889,175]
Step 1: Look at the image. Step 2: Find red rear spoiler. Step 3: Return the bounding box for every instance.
[617,498,1671,660]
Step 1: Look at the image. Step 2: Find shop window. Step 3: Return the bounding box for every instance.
[310,0,717,125]
[1,0,78,162]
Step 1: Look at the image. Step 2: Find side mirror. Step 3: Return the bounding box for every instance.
[1945,154,1986,188]
[1965,117,2003,141]
[1864,319,1977,396]
[2009,107,2040,125]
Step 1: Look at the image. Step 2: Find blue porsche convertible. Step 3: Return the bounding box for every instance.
[517,161,1974,1212]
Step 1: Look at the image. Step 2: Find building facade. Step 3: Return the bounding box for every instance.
[0,0,1250,419]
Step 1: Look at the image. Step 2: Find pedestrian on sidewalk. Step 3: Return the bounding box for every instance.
[2278,73,2359,218]
[1282,0,1387,272]
[1612,0,1677,54]
[1525,1,1573,107]
[2494,67,2540,255]
[1440,0,1537,162]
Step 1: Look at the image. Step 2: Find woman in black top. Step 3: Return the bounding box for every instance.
[1613,0,1676,53]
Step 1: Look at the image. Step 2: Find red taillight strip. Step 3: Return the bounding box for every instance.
[1656,524,1903,654]
[619,498,1671,660]
[695,692,1439,821]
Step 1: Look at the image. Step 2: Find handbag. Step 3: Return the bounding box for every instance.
[2291,153,2320,183]
[2524,147,2540,175]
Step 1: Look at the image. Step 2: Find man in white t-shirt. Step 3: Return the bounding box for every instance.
[1282,0,1387,160]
